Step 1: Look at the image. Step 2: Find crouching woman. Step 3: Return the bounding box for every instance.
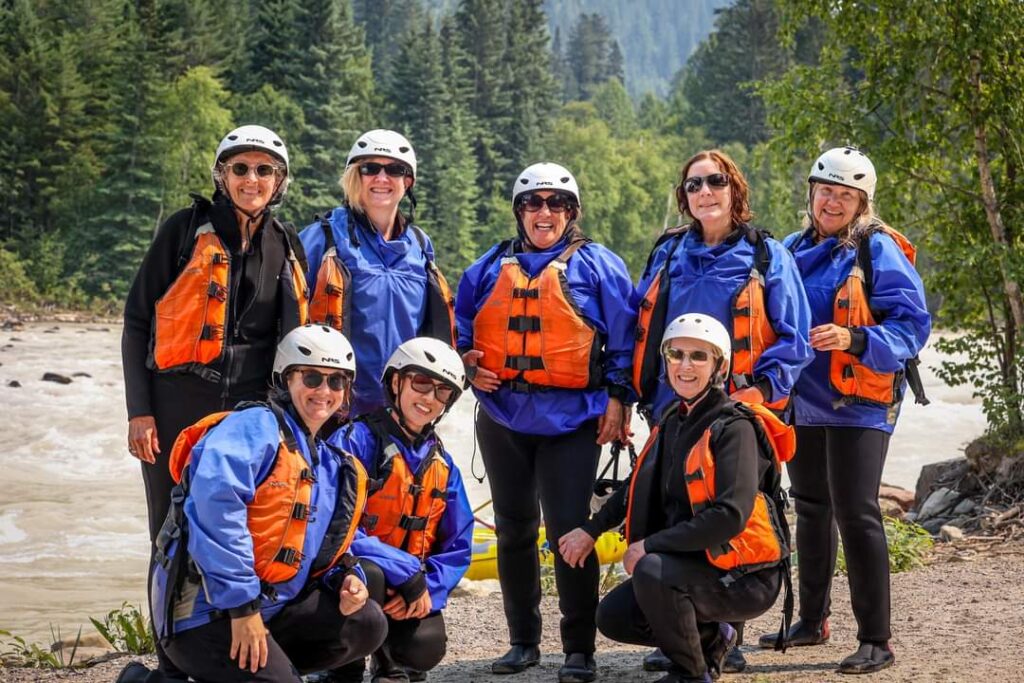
[560,314,793,683]
[147,325,386,682]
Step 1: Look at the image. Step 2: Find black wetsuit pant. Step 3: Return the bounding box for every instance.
[144,373,266,677]
[163,587,387,682]
[476,410,601,654]
[597,553,781,677]
[331,559,448,679]
[788,425,891,643]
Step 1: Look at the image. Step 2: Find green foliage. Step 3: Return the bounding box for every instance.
[834,517,934,575]
[0,247,40,306]
[760,0,1024,442]
[89,603,154,655]
[0,625,82,669]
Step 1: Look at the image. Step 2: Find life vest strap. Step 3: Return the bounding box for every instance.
[842,365,855,379]
[508,379,547,393]
[709,543,731,560]
[513,287,539,299]
[364,514,379,530]
[299,468,315,482]
[731,373,753,389]
[200,324,223,341]
[684,469,704,483]
[325,283,344,296]
[506,355,545,371]
[430,488,446,500]
[732,337,751,351]
[508,315,541,332]
[398,514,429,531]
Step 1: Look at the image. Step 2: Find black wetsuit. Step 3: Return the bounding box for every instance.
[587,389,782,678]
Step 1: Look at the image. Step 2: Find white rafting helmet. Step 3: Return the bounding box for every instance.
[661,313,732,381]
[212,125,290,205]
[808,146,877,201]
[273,324,356,382]
[382,337,468,405]
[346,129,417,179]
[512,162,581,209]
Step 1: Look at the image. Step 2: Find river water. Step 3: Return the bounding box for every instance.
[0,323,985,641]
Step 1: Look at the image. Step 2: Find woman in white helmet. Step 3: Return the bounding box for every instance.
[325,337,474,683]
[455,162,637,682]
[120,325,386,683]
[752,147,930,674]
[300,129,456,420]
[121,124,309,679]
[561,314,793,683]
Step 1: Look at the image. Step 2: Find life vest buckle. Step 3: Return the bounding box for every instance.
[206,281,228,302]
[275,546,302,567]
[430,488,446,500]
[292,502,310,521]
[731,374,752,389]
[732,337,751,351]
[325,284,343,296]
[733,305,751,316]
[842,365,855,380]
[512,287,539,299]
[634,327,646,342]
[506,355,544,371]
[200,324,222,341]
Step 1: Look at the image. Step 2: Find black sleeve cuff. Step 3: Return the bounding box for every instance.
[848,327,868,356]
[754,377,774,402]
[227,598,262,619]
[396,570,428,603]
[605,383,628,402]
[580,518,604,539]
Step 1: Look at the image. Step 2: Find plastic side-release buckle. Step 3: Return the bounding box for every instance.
[398,514,429,531]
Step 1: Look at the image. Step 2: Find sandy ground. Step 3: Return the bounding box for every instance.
[3,543,1022,683]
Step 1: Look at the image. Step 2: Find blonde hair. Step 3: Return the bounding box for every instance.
[339,164,364,213]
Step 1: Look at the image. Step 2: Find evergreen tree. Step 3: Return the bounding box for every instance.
[352,0,425,87]
[591,78,636,137]
[567,12,615,100]
[607,39,625,83]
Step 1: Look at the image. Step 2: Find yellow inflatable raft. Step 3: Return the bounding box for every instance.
[465,524,626,581]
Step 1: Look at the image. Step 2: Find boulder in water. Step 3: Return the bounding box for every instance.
[42,372,73,384]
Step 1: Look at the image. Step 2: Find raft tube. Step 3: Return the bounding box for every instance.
[465,524,626,581]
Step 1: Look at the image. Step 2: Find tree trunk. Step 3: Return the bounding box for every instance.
[970,55,1024,333]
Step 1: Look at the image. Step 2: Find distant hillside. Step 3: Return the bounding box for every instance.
[418,0,731,98]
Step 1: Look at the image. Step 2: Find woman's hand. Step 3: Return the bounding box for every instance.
[127,416,160,464]
[596,397,624,445]
[338,574,368,616]
[620,404,634,443]
[809,324,852,352]
[623,540,647,575]
[230,613,268,673]
[558,528,596,568]
[730,386,765,404]
[382,588,408,619]
[404,591,433,620]
[462,350,500,392]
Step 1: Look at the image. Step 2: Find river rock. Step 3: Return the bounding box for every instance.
[922,516,952,534]
[42,372,73,384]
[72,372,92,378]
[917,487,961,521]
[880,497,905,519]
[7,380,21,388]
[940,525,965,542]
[879,484,916,512]
[50,631,115,664]
[915,458,970,508]
[952,498,977,516]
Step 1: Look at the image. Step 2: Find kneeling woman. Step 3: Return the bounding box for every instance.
[560,315,791,683]
[147,325,386,682]
[327,337,473,682]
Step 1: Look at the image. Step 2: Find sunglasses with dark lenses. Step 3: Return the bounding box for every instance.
[359,161,411,178]
[407,373,456,403]
[228,162,281,178]
[663,348,712,365]
[519,193,572,214]
[683,173,731,194]
[297,369,350,392]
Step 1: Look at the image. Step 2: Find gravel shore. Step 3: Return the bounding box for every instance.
[3,542,1021,683]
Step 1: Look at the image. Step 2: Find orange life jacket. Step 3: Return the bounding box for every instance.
[625,401,793,575]
[151,215,309,379]
[632,226,786,411]
[309,216,456,346]
[355,414,449,560]
[166,402,368,584]
[473,236,601,391]
[828,224,927,408]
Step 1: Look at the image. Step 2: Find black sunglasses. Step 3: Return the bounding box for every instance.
[296,369,350,392]
[359,161,411,178]
[228,162,281,178]
[407,373,456,403]
[683,173,730,194]
[519,193,572,213]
